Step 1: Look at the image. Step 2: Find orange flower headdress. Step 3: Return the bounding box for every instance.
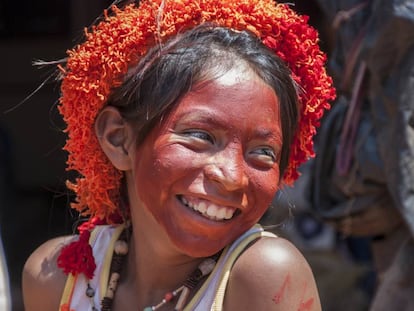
[57,0,335,278]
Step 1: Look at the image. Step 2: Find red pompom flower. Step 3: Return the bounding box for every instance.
[57,229,96,279]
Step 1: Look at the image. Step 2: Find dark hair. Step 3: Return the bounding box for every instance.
[108,24,299,176]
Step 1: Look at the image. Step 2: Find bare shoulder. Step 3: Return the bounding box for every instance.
[223,235,321,311]
[22,235,76,311]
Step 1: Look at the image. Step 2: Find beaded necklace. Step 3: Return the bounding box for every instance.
[86,227,220,311]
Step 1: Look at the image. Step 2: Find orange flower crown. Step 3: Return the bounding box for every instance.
[57,0,335,278]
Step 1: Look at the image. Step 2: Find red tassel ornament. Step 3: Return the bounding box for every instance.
[57,229,96,279]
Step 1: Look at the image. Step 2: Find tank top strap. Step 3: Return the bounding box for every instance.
[188,225,277,311]
[59,224,125,311]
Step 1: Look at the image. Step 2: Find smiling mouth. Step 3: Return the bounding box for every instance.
[177,195,240,221]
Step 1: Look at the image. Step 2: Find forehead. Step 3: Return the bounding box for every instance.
[166,66,281,126]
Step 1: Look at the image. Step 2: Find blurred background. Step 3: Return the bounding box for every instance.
[0,1,113,309]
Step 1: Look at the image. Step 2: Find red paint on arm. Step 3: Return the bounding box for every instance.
[297,282,315,311]
[272,274,291,304]
[298,297,314,311]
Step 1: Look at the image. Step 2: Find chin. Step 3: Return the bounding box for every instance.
[168,226,246,258]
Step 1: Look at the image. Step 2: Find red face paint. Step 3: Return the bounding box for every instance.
[129,65,282,257]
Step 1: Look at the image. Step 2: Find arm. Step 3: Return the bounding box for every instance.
[22,236,75,311]
[223,236,321,311]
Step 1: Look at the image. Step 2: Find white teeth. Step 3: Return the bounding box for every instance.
[225,209,233,219]
[180,196,236,221]
[206,205,218,217]
[181,196,188,206]
[216,208,226,220]
[197,201,207,213]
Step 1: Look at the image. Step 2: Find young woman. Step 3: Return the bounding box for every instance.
[22,1,335,310]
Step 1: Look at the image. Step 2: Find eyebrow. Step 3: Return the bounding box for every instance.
[175,109,223,126]
[252,128,282,144]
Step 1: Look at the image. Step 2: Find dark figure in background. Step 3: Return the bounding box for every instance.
[310,1,414,310]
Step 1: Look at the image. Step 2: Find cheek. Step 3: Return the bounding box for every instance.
[152,145,201,182]
[249,168,280,211]
[133,143,198,197]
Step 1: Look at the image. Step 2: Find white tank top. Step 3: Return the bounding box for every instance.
[59,224,276,311]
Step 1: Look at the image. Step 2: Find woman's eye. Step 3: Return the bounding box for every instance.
[183,130,214,143]
[251,147,278,164]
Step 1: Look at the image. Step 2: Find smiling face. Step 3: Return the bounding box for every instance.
[126,64,282,257]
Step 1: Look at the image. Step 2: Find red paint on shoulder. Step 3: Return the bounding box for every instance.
[297,282,315,311]
[298,297,314,311]
[272,274,291,304]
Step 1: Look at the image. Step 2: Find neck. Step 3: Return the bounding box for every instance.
[116,226,204,310]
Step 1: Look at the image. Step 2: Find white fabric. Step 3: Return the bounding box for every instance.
[69,225,119,311]
[191,226,263,310]
[66,225,262,310]
[0,236,11,311]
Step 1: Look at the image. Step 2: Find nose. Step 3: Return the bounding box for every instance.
[204,149,249,192]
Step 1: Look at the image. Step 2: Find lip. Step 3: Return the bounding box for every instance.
[177,194,241,222]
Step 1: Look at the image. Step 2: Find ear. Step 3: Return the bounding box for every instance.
[95,106,134,171]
